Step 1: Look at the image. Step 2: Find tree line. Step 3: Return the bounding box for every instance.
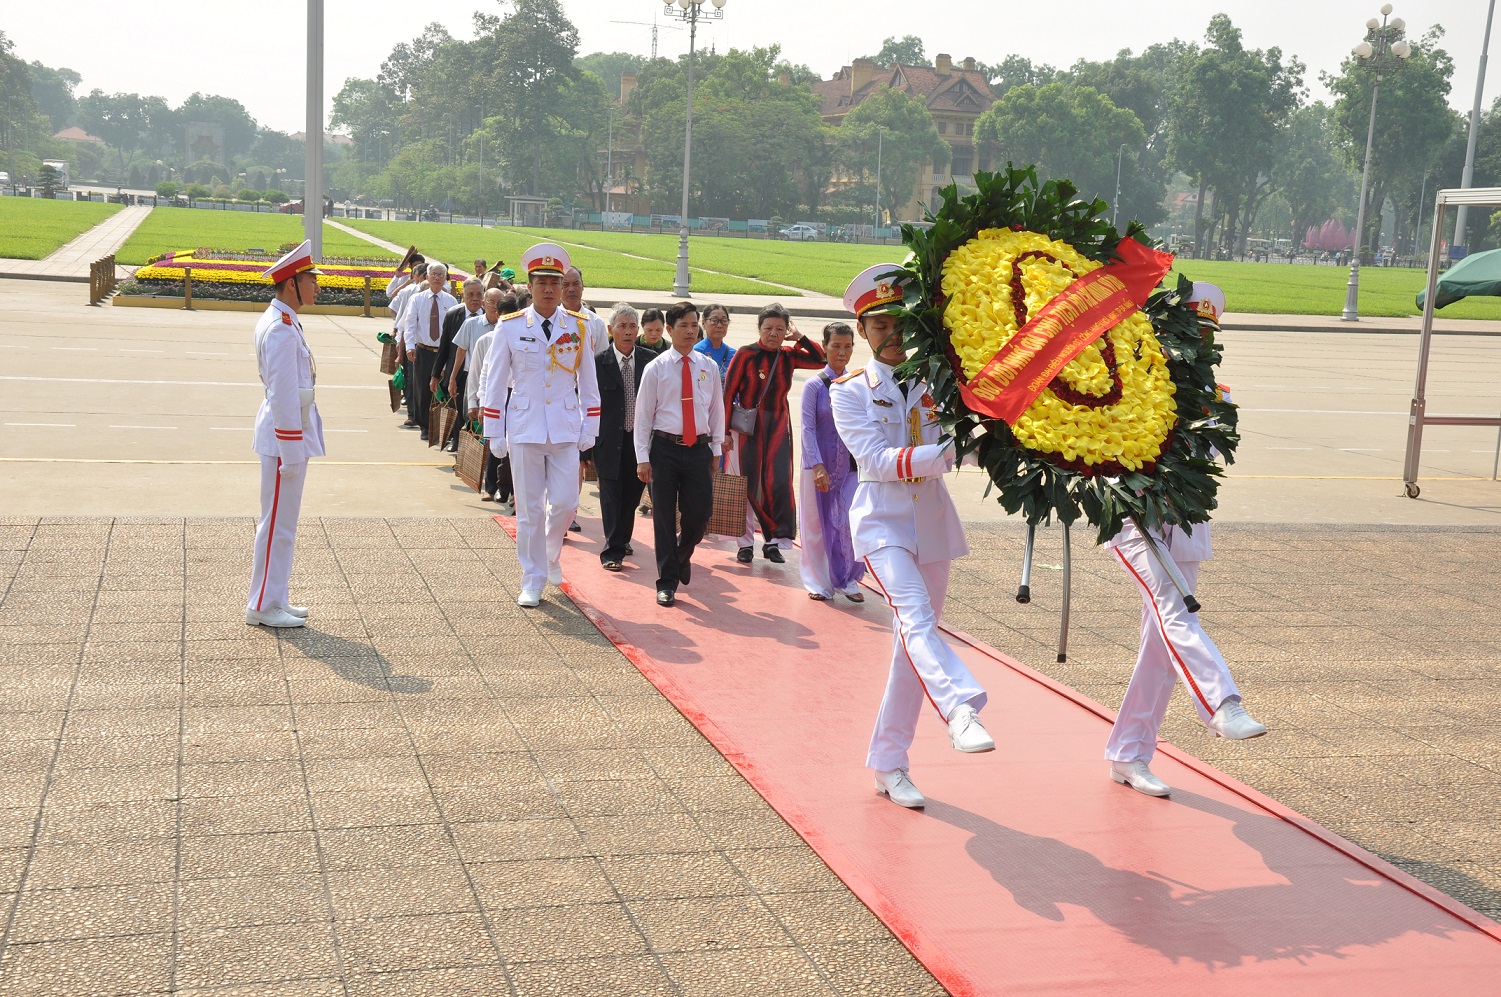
[4,7,1499,259]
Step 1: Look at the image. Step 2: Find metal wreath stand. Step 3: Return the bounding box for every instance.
[1402,186,1501,498]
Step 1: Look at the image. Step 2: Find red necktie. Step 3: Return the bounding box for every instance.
[681,355,697,446]
[428,295,439,344]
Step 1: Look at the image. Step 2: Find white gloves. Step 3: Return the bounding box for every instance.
[578,435,596,453]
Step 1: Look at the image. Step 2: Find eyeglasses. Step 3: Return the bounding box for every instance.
[706,316,729,325]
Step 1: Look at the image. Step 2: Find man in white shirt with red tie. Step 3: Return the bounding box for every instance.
[633,302,725,607]
[398,261,456,442]
[830,264,994,810]
[246,240,326,628]
[482,243,601,607]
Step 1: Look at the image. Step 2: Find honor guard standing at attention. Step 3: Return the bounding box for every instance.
[482,243,602,607]
[830,265,994,810]
[246,240,326,628]
[1103,282,1267,799]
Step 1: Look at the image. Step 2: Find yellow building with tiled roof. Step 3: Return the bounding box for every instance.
[812,53,997,222]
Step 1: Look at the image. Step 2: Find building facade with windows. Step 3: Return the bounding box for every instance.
[813,53,997,222]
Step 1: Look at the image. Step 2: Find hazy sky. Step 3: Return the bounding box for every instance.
[4,0,1494,133]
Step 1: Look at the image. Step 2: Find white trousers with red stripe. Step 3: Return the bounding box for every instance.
[864,545,988,773]
[247,456,306,614]
[509,440,580,593]
[1105,530,1238,764]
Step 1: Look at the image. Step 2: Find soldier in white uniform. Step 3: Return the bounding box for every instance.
[246,240,326,628]
[1104,283,1267,798]
[830,265,995,811]
[481,243,601,607]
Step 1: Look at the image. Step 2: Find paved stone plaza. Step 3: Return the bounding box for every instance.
[0,274,1498,993]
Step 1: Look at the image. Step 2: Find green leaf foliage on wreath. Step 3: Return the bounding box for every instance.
[892,164,1238,544]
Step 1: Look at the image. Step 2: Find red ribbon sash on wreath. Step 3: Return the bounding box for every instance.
[958,238,1174,425]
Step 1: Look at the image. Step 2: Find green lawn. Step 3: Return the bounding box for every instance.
[115,208,396,265]
[341,220,793,297]
[0,197,122,260]
[526,229,902,297]
[1170,259,1501,320]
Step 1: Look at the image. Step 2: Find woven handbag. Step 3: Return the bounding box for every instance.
[455,427,486,492]
[379,338,399,375]
[387,378,402,413]
[706,471,749,537]
[429,400,459,448]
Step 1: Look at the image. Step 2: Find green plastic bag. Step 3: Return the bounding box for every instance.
[434,385,449,405]
[377,332,395,344]
[392,365,405,390]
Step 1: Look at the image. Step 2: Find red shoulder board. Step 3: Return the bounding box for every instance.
[920,392,935,407]
[281,312,293,325]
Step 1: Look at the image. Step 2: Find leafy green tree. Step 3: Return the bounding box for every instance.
[486,0,581,195]
[834,85,948,222]
[178,93,257,161]
[1167,15,1304,256]
[264,189,289,204]
[1325,25,1457,259]
[1271,103,1356,250]
[577,52,646,101]
[976,55,1059,101]
[36,163,62,196]
[975,82,1159,226]
[78,90,175,170]
[864,35,928,67]
[633,45,829,218]
[28,61,80,132]
[238,188,261,202]
[184,182,211,204]
[155,180,180,198]
[378,25,453,103]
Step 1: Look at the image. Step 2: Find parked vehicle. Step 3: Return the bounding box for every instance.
[781,223,818,242]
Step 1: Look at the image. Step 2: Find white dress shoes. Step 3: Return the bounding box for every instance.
[947,704,995,753]
[245,607,306,628]
[1207,698,1269,740]
[516,589,542,608]
[284,604,309,619]
[874,769,926,809]
[1111,759,1171,797]
[547,562,563,586]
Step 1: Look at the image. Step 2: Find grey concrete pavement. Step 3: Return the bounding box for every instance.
[1,276,1499,994]
[0,206,152,282]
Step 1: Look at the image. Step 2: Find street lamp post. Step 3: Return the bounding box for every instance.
[663,0,727,298]
[1454,0,1497,256]
[1112,143,1129,226]
[1341,4,1412,322]
[874,126,883,234]
[305,0,324,257]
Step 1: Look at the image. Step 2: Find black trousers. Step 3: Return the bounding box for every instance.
[483,452,512,500]
[649,434,713,592]
[445,370,467,447]
[413,348,438,432]
[599,432,647,563]
[402,357,418,423]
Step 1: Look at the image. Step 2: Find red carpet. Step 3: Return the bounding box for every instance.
[504,515,1501,995]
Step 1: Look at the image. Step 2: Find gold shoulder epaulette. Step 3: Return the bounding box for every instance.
[500,310,525,320]
[565,308,587,321]
[833,367,864,384]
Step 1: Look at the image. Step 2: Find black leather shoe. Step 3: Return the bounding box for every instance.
[678,559,692,586]
[624,544,634,556]
[656,590,675,606]
[736,547,753,564]
[569,520,583,533]
[763,544,785,564]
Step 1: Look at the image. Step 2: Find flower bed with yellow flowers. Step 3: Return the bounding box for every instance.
[895,165,1238,542]
[133,250,461,294]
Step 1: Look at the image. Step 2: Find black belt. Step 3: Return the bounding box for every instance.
[653,430,705,446]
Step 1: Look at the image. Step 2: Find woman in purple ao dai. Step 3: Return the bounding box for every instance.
[798,322,865,602]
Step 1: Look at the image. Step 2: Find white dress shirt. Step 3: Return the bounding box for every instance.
[454,312,496,364]
[467,330,496,412]
[633,347,725,462]
[399,286,458,350]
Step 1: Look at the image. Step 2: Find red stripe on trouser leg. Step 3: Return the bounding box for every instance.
[1113,546,1214,714]
[864,555,947,721]
[255,458,282,611]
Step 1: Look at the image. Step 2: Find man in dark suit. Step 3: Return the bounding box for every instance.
[585,303,660,570]
[434,277,484,451]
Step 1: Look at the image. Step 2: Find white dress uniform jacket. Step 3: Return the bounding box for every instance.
[829,361,965,564]
[481,305,602,451]
[252,299,325,464]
